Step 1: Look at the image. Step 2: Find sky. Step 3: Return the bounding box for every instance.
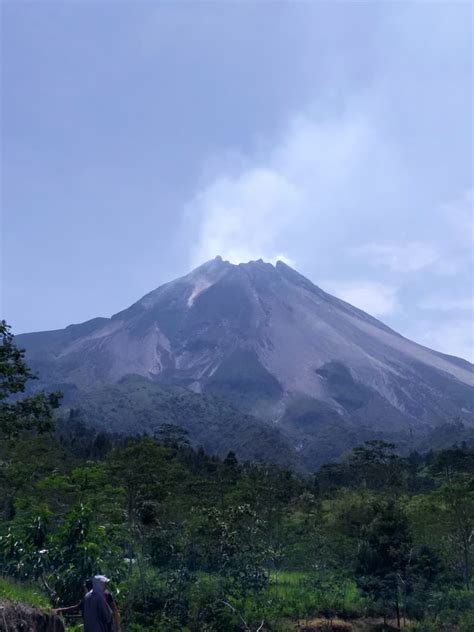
[1,1,473,361]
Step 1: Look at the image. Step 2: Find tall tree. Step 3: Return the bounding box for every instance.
[0,321,61,438]
[355,499,413,627]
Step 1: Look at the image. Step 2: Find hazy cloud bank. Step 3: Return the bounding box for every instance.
[187,107,386,267]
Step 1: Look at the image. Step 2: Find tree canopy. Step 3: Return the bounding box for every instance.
[0,321,61,438]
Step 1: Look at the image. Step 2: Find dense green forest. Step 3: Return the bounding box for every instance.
[1,321,473,631]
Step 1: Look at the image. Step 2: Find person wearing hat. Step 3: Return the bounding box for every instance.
[80,575,114,632]
[54,575,119,632]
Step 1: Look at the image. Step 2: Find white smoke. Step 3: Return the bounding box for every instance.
[186,110,379,267]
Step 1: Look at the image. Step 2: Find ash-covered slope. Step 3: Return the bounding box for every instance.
[18,257,474,446]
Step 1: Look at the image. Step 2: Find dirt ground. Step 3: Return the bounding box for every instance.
[0,601,65,632]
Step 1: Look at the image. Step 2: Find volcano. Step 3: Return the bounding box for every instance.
[17,257,474,467]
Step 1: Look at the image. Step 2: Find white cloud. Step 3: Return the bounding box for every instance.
[412,319,474,362]
[419,295,474,312]
[423,187,474,277]
[354,242,439,272]
[441,187,473,245]
[187,110,379,266]
[188,167,302,265]
[351,188,473,278]
[321,280,399,317]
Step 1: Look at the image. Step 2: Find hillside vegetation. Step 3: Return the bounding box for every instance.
[1,429,473,631]
[60,373,298,469]
[60,373,474,474]
[1,320,473,631]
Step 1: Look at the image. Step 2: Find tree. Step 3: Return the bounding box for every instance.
[412,482,474,591]
[154,423,190,447]
[409,448,474,591]
[355,499,413,627]
[349,440,404,491]
[0,321,61,438]
[429,447,474,484]
[224,451,238,469]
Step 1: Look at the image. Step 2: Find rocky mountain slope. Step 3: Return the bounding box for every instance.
[18,257,474,466]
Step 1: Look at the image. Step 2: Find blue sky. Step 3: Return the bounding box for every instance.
[1,2,473,360]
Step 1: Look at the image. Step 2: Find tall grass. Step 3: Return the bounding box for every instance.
[0,576,50,609]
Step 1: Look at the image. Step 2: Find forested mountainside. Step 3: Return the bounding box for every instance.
[59,374,474,473]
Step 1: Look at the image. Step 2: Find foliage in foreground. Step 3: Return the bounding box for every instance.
[1,431,473,631]
[0,322,473,631]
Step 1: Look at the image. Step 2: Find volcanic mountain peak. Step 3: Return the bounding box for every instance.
[17,258,473,462]
[133,256,285,315]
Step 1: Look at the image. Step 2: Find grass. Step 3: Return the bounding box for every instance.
[266,570,363,611]
[226,571,366,631]
[114,567,365,631]
[0,576,50,609]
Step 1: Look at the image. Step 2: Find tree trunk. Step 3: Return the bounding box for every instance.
[462,536,471,590]
[395,589,401,629]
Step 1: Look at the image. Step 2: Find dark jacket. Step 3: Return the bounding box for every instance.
[82,590,113,632]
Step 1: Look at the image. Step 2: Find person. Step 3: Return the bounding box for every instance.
[54,575,115,632]
[82,578,120,628]
[82,575,114,632]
